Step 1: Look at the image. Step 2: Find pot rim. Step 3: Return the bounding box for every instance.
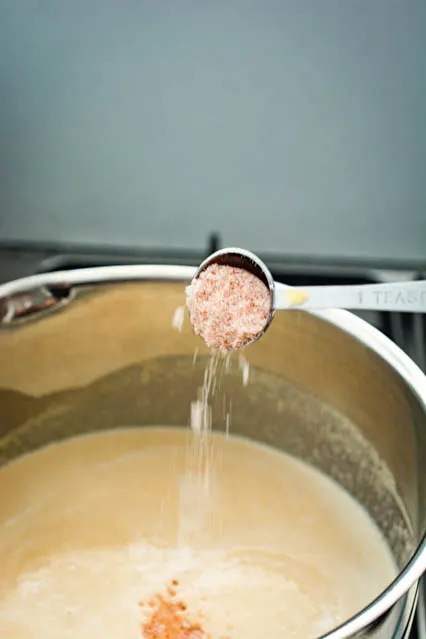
[0,264,425,638]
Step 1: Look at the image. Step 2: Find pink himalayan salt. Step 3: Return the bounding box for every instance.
[186,264,271,351]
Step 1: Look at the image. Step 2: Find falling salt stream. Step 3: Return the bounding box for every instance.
[171,304,251,547]
[178,351,250,548]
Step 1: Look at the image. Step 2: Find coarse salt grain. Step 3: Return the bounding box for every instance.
[239,353,250,386]
[186,264,271,352]
[172,306,185,332]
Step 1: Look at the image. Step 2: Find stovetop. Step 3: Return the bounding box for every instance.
[0,238,424,636]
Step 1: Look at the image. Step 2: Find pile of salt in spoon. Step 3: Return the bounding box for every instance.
[186,263,271,352]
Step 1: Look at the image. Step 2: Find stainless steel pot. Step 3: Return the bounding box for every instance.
[0,265,425,639]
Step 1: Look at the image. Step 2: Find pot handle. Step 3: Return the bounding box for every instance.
[0,285,72,325]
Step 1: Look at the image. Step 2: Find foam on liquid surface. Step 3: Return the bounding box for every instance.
[0,427,397,638]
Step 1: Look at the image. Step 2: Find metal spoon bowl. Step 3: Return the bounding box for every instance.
[188,247,276,348]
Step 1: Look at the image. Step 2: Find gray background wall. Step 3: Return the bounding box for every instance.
[0,0,425,260]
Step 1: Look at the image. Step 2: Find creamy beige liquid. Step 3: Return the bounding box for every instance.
[0,427,396,638]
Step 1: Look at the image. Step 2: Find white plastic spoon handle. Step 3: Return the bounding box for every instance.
[274,280,426,313]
